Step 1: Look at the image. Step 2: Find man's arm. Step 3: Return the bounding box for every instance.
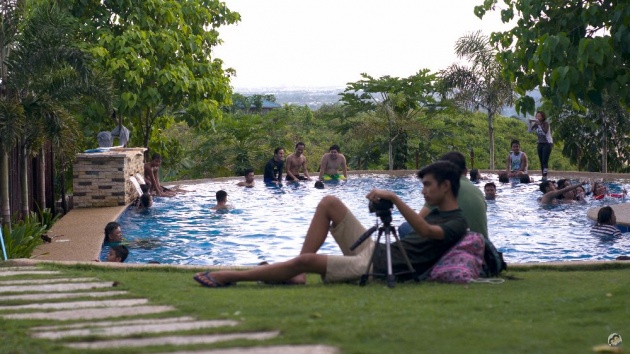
[144,164,161,196]
[367,189,445,239]
[541,182,587,204]
[341,155,348,178]
[506,154,512,175]
[521,153,528,172]
[302,157,310,179]
[318,154,327,180]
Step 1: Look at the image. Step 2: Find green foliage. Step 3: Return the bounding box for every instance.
[340,71,438,170]
[476,0,630,112]
[1,212,47,259]
[63,0,240,148]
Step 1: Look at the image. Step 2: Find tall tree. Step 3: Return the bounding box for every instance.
[64,0,240,148]
[440,31,515,170]
[475,0,630,113]
[340,71,437,170]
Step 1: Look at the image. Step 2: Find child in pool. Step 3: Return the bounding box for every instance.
[590,206,622,238]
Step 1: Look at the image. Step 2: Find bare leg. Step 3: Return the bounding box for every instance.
[299,195,349,254]
[202,253,328,285]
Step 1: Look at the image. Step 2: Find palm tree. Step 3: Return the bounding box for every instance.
[440,31,515,170]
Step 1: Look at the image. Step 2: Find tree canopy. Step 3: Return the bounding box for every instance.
[475,0,630,112]
[63,0,241,147]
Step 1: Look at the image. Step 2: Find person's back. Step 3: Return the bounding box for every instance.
[591,206,622,238]
[211,190,229,210]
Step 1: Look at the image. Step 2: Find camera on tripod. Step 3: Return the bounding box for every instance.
[368,199,393,221]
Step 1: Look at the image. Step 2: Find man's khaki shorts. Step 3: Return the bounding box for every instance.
[325,210,374,282]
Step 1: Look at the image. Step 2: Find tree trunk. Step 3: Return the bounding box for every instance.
[487,112,495,170]
[20,141,29,218]
[37,147,45,210]
[388,111,393,171]
[601,113,608,173]
[0,149,11,231]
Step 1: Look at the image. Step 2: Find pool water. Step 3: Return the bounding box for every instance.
[103,175,630,265]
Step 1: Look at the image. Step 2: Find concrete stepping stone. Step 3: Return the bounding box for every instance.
[0,271,61,277]
[0,290,128,302]
[2,305,175,321]
[0,298,148,311]
[157,345,339,354]
[0,277,97,285]
[0,281,116,293]
[33,319,239,339]
[65,331,280,350]
[32,316,198,331]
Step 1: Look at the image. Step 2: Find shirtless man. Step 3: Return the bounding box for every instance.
[236,169,255,187]
[318,145,347,181]
[285,142,311,182]
[144,153,174,197]
[211,190,229,210]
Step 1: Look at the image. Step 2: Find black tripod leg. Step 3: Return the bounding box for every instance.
[359,230,381,286]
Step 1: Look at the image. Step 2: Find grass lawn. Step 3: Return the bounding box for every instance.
[1,262,629,354]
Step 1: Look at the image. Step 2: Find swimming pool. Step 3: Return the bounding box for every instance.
[104,174,630,265]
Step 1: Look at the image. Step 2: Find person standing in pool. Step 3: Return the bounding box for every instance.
[263,147,285,185]
[236,169,255,187]
[529,111,553,180]
[285,142,311,182]
[103,221,123,245]
[484,182,497,201]
[318,144,347,181]
[193,161,468,287]
[590,206,622,238]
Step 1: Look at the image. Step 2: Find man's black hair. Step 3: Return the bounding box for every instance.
[216,190,227,202]
[539,180,553,193]
[417,161,461,197]
[469,168,479,182]
[151,153,161,161]
[329,144,340,152]
[111,245,129,262]
[104,222,120,242]
[140,184,149,193]
[519,174,531,184]
[140,193,152,208]
[244,168,254,176]
[295,142,305,148]
[511,139,520,146]
[438,151,466,174]
[274,147,284,155]
[484,182,496,189]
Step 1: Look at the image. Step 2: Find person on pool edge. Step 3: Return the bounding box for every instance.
[193,161,468,287]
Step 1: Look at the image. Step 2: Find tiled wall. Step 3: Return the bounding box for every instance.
[73,148,146,208]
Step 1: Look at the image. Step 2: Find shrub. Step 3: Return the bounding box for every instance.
[1,212,49,260]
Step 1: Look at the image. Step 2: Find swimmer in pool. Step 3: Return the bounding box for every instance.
[539,179,589,205]
[484,182,496,201]
[236,169,255,188]
[318,144,347,181]
[285,142,311,182]
[211,190,229,210]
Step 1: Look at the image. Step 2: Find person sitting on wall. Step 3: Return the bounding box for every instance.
[144,153,179,197]
[285,142,312,182]
[318,144,348,181]
[505,139,528,178]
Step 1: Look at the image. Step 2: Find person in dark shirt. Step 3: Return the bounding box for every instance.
[263,147,285,186]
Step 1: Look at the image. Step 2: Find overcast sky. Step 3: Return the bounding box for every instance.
[213,0,512,89]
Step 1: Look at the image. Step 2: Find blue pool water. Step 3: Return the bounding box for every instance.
[103,174,630,265]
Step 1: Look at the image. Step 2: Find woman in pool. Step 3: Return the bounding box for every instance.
[590,206,622,238]
[592,182,626,200]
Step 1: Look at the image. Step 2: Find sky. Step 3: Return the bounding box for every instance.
[213,0,514,89]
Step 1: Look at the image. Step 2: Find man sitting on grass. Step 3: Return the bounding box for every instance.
[193,161,468,287]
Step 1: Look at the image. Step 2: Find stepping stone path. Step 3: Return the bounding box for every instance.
[0,266,338,353]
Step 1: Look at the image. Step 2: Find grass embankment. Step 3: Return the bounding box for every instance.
[1,263,629,354]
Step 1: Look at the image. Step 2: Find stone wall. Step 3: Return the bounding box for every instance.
[73,148,146,208]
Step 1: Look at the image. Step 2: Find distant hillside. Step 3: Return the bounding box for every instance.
[235,87,543,117]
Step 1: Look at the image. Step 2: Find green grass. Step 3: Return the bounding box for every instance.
[1,263,629,354]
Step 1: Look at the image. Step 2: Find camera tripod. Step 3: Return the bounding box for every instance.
[349,214,419,288]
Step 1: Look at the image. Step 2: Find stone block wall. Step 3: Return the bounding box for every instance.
[73,148,146,208]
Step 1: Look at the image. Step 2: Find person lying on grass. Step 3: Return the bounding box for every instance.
[193,161,468,287]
